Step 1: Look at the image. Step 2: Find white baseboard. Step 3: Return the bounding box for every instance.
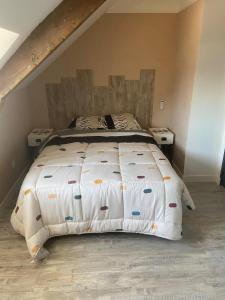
[172,161,220,184]
[183,175,220,183]
[0,163,30,209]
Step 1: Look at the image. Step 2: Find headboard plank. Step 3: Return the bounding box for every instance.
[125,80,140,118]
[46,69,155,130]
[109,75,126,114]
[93,86,110,115]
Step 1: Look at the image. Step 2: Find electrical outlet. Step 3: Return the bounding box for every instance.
[160,100,165,111]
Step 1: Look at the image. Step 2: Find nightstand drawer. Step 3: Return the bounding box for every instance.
[149,128,174,145]
[28,129,53,147]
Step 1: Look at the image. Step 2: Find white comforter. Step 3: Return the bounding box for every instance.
[11,130,194,259]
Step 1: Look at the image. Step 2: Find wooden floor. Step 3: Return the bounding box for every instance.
[0,182,225,300]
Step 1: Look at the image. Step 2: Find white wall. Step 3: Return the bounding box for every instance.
[170,0,203,174]
[0,87,32,204]
[184,0,225,182]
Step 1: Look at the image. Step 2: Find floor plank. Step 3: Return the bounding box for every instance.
[0,182,225,300]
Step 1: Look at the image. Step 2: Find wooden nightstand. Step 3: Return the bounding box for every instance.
[149,128,174,162]
[28,129,53,160]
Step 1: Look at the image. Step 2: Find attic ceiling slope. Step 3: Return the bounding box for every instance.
[107,0,197,13]
[0,0,106,100]
[0,0,63,70]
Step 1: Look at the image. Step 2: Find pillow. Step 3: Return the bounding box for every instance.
[108,113,141,130]
[75,115,107,130]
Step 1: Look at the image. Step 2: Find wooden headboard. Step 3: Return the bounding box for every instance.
[46,69,155,130]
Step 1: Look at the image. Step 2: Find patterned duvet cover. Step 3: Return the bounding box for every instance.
[11,129,195,260]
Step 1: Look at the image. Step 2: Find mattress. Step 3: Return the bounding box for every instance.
[11,129,195,260]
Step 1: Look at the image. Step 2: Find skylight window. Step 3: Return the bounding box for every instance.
[0,27,19,61]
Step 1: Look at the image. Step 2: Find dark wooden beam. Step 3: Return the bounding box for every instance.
[0,0,106,99]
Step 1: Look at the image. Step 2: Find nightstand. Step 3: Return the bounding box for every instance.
[149,128,174,162]
[28,129,53,160]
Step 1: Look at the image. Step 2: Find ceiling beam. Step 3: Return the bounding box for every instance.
[0,0,106,99]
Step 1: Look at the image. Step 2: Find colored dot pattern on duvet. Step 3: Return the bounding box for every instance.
[68,180,76,184]
[137,176,145,179]
[95,179,103,185]
[65,216,73,221]
[9,135,194,260]
[48,194,57,199]
[100,206,109,211]
[24,189,31,196]
[36,214,41,221]
[132,211,141,216]
[169,203,177,208]
[144,188,152,193]
[151,223,158,232]
[31,245,39,254]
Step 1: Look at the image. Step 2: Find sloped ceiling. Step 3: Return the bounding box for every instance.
[0,0,62,70]
[0,0,198,72]
[107,0,197,13]
[0,0,109,99]
[0,0,198,99]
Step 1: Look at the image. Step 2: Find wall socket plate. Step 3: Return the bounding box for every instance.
[160,100,165,110]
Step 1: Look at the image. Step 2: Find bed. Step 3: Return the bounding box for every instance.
[11,127,195,260]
